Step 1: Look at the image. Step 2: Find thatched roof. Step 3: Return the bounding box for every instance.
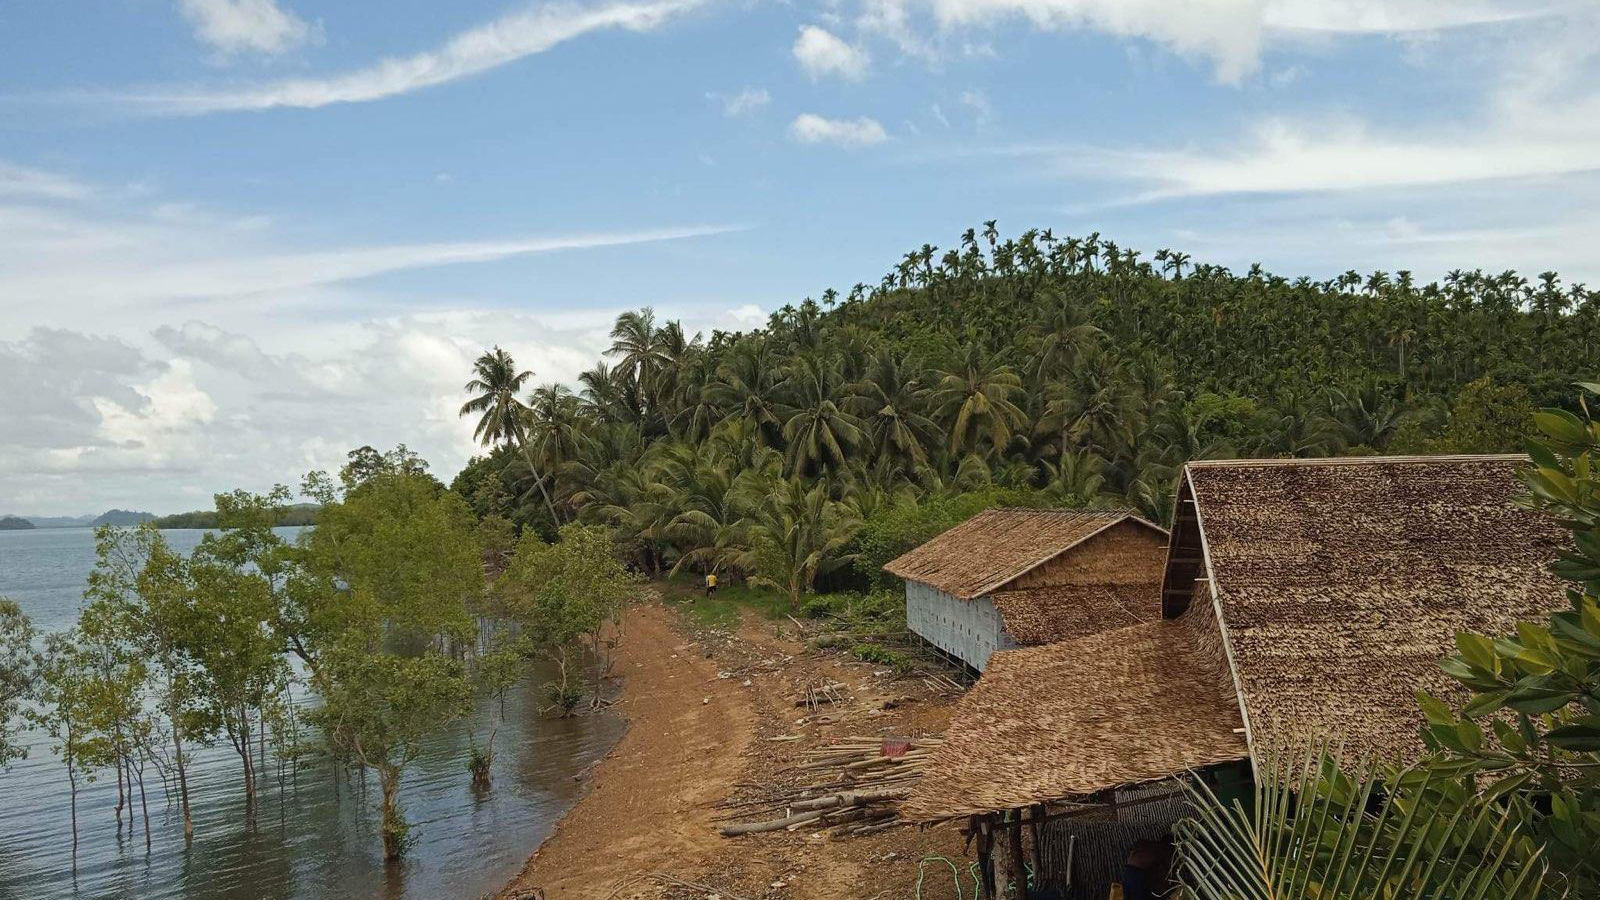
[883,508,1164,599]
[1169,454,1569,763]
[989,583,1158,645]
[902,602,1248,823]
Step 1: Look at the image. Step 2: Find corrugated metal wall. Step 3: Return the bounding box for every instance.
[905,581,1015,671]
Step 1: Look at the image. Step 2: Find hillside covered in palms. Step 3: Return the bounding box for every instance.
[453,224,1597,598]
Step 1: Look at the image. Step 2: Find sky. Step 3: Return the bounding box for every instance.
[2,0,1599,516]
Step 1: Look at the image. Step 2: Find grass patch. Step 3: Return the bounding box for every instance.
[657,574,791,629]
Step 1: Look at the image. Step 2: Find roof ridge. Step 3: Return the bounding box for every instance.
[1187,453,1527,470]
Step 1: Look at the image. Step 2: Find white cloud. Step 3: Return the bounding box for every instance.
[856,0,1563,83]
[793,25,871,80]
[122,0,703,113]
[788,113,889,147]
[709,87,771,117]
[178,0,315,56]
[0,165,756,515]
[999,8,1600,200]
[0,162,92,200]
[1263,0,1555,34]
[0,178,743,309]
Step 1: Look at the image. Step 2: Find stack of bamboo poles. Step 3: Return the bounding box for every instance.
[795,681,848,711]
[717,735,942,839]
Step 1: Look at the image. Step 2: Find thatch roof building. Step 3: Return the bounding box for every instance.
[1164,453,1568,762]
[903,455,1568,898]
[900,601,1247,822]
[884,509,1167,670]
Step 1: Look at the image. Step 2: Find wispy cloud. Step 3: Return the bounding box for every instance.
[1,221,746,306]
[177,0,316,56]
[0,161,93,199]
[856,0,1565,83]
[789,113,888,147]
[708,86,770,117]
[114,0,703,113]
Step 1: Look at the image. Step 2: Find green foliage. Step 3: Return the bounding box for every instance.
[1177,737,1549,900]
[299,471,482,648]
[745,479,861,607]
[455,226,1592,591]
[1417,381,1600,896]
[148,503,320,529]
[0,598,38,768]
[495,524,641,711]
[293,467,485,859]
[848,642,906,667]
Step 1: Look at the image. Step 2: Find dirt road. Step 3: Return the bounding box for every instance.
[500,600,758,899]
[498,598,967,900]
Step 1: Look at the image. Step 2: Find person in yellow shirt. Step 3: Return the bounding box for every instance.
[705,572,718,598]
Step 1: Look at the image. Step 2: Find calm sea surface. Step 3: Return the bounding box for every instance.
[0,527,623,900]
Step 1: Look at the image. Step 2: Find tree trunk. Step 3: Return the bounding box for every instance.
[378,766,405,861]
[67,751,79,864]
[513,429,561,526]
[136,759,152,852]
[171,710,194,842]
[236,712,258,831]
[991,815,1024,898]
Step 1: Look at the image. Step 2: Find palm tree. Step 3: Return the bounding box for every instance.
[929,346,1026,459]
[526,383,587,509]
[779,355,864,477]
[459,347,559,523]
[846,348,938,475]
[607,309,670,424]
[746,479,860,608]
[1178,737,1547,900]
[706,338,785,447]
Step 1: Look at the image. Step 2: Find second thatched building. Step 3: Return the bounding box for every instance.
[883,508,1168,671]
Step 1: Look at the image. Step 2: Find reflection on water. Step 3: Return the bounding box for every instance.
[0,527,624,900]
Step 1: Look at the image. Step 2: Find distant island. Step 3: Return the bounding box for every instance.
[11,509,158,528]
[151,503,321,529]
[93,509,157,526]
[0,515,36,530]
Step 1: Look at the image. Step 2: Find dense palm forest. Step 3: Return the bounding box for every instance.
[452,224,1598,598]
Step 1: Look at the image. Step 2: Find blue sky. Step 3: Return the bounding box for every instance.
[2,0,1597,514]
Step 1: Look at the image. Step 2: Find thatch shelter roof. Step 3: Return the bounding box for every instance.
[883,508,1164,599]
[1166,453,1569,764]
[988,583,1157,645]
[902,603,1248,823]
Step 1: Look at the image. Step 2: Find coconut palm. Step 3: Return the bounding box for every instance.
[707,338,785,447]
[746,479,860,608]
[778,355,864,477]
[929,346,1026,459]
[1177,736,1547,900]
[459,347,559,523]
[846,347,937,475]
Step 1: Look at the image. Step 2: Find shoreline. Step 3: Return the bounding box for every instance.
[496,598,759,899]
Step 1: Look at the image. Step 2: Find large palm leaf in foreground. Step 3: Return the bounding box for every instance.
[1177,737,1547,900]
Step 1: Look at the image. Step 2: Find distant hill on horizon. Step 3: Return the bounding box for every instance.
[9,510,158,528]
[93,509,156,526]
[151,503,320,529]
[17,514,96,528]
[0,515,36,530]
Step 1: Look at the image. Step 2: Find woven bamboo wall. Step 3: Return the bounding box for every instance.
[1039,787,1192,900]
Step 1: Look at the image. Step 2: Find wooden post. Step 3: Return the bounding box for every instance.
[1030,803,1045,881]
[992,811,1024,898]
[976,816,996,898]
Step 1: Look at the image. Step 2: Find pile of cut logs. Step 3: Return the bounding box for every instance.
[717,735,941,839]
